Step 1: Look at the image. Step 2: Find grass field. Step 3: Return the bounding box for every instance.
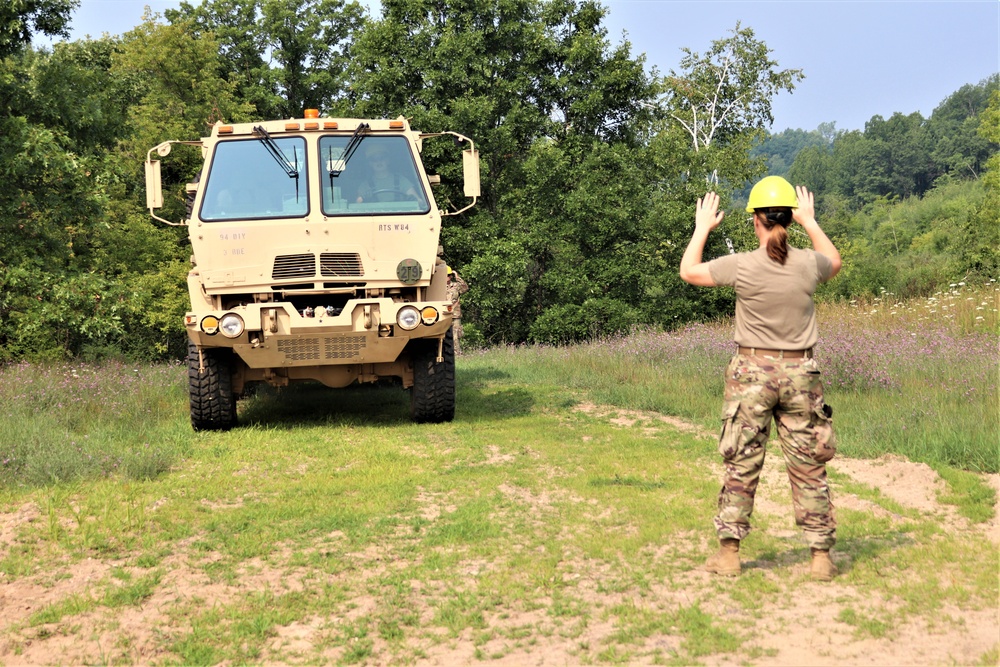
[0,285,996,664]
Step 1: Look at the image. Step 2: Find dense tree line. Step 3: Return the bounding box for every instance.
[749,123,837,178]
[784,78,997,206]
[753,78,997,201]
[0,0,996,360]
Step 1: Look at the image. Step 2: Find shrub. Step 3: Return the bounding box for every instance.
[529,298,640,345]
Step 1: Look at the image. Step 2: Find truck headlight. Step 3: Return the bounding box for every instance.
[396,306,420,331]
[219,313,245,338]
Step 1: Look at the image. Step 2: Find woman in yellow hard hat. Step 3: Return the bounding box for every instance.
[679,176,843,581]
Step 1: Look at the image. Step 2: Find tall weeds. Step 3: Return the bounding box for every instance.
[0,361,189,487]
[1,284,995,489]
[466,283,999,473]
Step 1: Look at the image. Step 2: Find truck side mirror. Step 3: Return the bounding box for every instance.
[418,131,480,216]
[145,159,163,210]
[144,141,187,226]
[463,149,480,198]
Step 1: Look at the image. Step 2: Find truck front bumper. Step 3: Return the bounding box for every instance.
[185,298,453,368]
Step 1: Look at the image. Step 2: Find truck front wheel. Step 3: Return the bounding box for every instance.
[410,330,456,423]
[187,341,238,431]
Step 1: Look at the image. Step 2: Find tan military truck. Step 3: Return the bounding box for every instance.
[144,111,480,430]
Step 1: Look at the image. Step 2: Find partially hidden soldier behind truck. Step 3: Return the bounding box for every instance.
[446,266,469,354]
[679,176,843,582]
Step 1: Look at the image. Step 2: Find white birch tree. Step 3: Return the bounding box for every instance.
[658,22,803,155]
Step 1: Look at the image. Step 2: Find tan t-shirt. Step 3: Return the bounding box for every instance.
[707,246,834,350]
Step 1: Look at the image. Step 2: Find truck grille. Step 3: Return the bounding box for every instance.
[272,254,316,280]
[272,253,363,280]
[325,336,367,359]
[275,336,367,362]
[320,253,364,277]
[277,338,321,361]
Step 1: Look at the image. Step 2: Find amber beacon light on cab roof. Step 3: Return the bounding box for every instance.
[145,110,481,430]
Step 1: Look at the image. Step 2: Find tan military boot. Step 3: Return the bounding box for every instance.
[705,538,741,576]
[810,548,837,581]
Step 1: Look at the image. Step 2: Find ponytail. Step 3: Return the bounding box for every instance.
[766,225,788,265]
[758,209,791,265]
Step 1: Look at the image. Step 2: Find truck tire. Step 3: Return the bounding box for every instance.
[187,341,238,431]
[410,329,456,423]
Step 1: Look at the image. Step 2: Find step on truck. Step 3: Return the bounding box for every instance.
[144,111,480,430]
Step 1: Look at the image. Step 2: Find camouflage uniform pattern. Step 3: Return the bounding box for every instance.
[446,270,469,354]
[714,353,837,550]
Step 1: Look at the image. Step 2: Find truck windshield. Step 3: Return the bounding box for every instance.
[320,136,430,216]
[200,137,308,221]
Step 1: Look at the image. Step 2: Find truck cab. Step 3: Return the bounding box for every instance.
[145,111,480,430]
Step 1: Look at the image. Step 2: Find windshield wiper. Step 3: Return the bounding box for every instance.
[253,125,299,179]
[329,122,369,180]
[254,124,301,202]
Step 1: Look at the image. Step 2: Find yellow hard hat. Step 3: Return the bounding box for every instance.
[746,176,797,212]
[446,265,453,274]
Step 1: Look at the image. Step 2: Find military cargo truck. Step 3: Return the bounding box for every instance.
[144,111,480,430]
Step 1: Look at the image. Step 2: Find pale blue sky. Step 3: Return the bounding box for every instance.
[39,0,1000,132]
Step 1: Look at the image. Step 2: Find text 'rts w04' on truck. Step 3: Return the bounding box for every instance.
[145,110,480,431]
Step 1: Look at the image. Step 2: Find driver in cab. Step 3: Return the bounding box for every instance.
[355,144,417,203]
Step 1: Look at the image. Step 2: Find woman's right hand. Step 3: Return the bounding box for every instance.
[791,185,842,277]
[792,186,816,226]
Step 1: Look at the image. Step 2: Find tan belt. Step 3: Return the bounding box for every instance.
[737,346,813,359]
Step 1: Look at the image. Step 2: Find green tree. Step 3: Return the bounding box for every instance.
[656,22,803,158]
[790,77,998,214]
[349,0,655,344]
[13,37,140,151]
[0,114,114,359]
[166,0,275,115]
[957,88,1000,279]
[787,143,830,192]
[0,4,123,358]
[751,124,836,179]
[0,0,76,58]
[166,0,366,118]
[112,12,254,216]
[928,75,999,181]
[862,112,933,198]
[262,0,365,115]
[507,139,651,336]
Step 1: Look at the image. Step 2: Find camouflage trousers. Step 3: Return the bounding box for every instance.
[713,354,837,550]
[452,319,463,355]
